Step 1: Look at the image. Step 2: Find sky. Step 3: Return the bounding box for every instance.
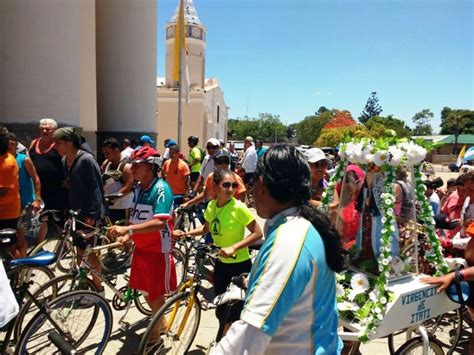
[157,0,473,132]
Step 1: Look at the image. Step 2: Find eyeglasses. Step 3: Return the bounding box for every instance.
[221,182,238,189]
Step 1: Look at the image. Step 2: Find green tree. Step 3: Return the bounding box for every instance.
[315,125,371,147]
[412,109,434,136]
[364,115,412,138]
[440,107,474,135]
[359,92,383,124]
[295,110,334,145]
[227,113,287,142]
[444,111,472,154]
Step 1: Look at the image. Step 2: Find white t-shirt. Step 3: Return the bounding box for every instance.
[0,262,19,327]
[241,145,257,174]
[120,147,134,161]
[200,155,215,180]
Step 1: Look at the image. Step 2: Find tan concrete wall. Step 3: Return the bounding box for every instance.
[96,0,157,133]
[156,91,206,152]
[204,86,228,140]
[0,0,94,127]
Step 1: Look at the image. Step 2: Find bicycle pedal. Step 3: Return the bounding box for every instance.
[119,321,130,331]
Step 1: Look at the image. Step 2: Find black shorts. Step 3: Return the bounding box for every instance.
[0,218,19,246]
[244,173,255,186]
[466,281,474,308]
[214,258,252,323]
[190,172,200,182]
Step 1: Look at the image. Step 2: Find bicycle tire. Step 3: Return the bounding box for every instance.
[388,309,462,355]
[138,291,201,355]
[394,336,444,355]
[55,238,76,273]
[134,291,153,316]
[27,235,62,257]
[98,236,133,274]
[172,247,187,288]
[15,290,112,355]
[6,264,55,300]
[14,273,97,341]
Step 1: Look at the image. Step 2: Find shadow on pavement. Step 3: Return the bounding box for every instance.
[107,317,149,354]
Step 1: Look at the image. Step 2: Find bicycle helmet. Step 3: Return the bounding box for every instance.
[131,146,163,169]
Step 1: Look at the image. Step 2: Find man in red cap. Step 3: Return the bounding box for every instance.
[108,146,176,342]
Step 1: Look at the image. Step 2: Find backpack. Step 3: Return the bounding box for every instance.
[196,146,206,163]
[396,180,414,222]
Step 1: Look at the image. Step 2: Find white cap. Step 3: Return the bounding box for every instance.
[306,148,329,164]
[206,138,220,147]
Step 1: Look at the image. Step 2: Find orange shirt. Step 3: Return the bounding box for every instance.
[162,158,190,195]
[205,172,246,199]
[0,153,21,219]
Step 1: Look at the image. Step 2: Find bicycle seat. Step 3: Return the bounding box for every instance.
[9,251,57,267]
[213,283,246,306]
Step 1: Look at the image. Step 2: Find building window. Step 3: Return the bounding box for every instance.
[217,105,220,123]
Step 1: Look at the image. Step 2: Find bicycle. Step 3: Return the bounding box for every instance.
[28,209,133,274]
[138,241,222,354]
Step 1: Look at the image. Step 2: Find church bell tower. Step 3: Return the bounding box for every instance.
[165,0,206,89]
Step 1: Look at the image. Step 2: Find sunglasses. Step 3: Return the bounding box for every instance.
[309,161,328,168]
[207,145,218,149]
[221,182,238,189]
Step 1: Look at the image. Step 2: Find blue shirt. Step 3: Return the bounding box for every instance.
[241,207,342,354]
[16,153,35,208]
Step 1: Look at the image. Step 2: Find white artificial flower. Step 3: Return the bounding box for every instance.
[375,307,382,314]
[388,146,404,166]
[381,258,389,266]
[373,150,389,167]
[350,273,370,293]
[336,283,345,297]
[359,145,374,164]
[348,289,360,301]
[380,297,387,305]
[377,314,384,321]
[369,290,379,302]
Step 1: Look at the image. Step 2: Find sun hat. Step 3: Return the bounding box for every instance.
[306,148,329,164]
[206,138,220,147]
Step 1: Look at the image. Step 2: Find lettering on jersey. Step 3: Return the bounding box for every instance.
[130,203,154,224]
[156,181,166,204]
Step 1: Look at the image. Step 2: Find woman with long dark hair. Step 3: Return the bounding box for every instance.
[211,144,344,355]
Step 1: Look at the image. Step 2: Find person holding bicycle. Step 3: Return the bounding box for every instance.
[211,145,344,354]
[174,168,262,336]
[108,146,177,340]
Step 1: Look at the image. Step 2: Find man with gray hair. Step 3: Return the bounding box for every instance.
[29,118,67,243]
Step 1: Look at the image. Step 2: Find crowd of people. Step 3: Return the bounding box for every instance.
[1,117,474,353]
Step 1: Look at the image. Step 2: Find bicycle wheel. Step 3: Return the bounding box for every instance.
[172,247,187,288]
[138,291,201,355]
[55,238,76,273]
[27,236,62,256]
[16,290,112,355]
[14,273,97,341]
[394,336,444,355]
[134,291,153,316]
[98,237,133,274]
[423,309,462,354]
[7,264,55,299]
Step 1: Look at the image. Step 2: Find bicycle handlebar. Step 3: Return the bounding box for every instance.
[92,241,130,252]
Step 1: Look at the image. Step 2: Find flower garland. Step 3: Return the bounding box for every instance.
[320,159,347,210]
[412,165,449,275]
[358,166,395,341]
[325,138,449,342]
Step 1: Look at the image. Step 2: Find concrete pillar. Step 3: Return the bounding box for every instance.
[0,0,97,146]
[95,0,158,150]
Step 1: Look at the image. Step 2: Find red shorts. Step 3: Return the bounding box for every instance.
[130,249,177,302]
